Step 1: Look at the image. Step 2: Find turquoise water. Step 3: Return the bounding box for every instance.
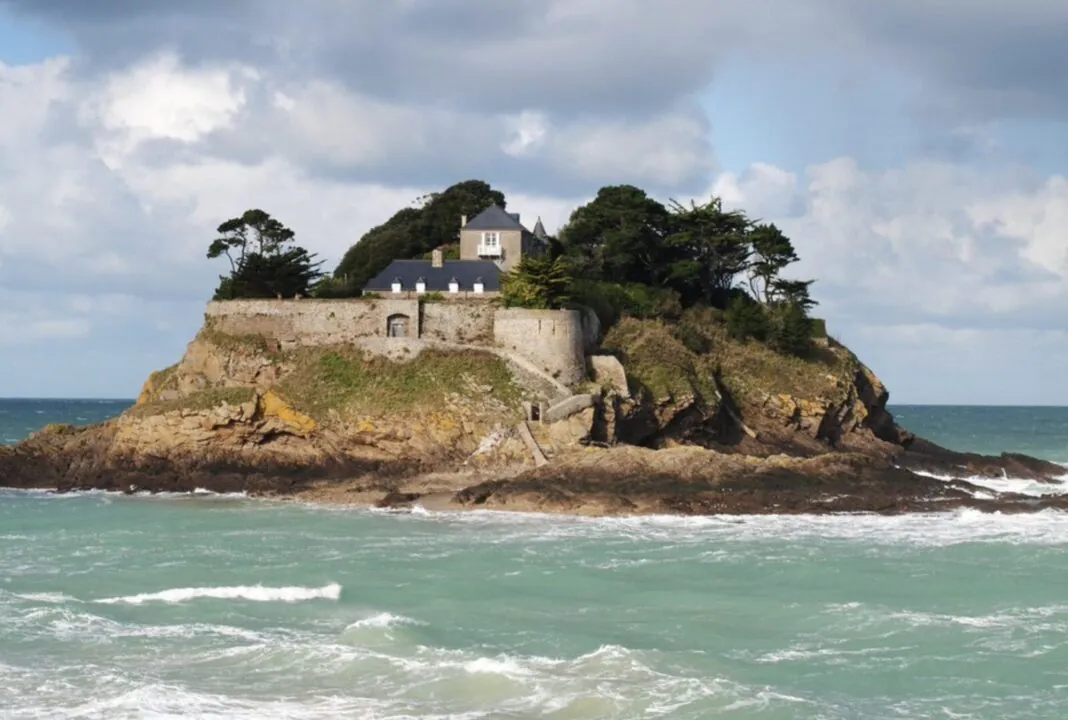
[893,405,1068,464]
[2,401,1068,718]
[0,399,132,445]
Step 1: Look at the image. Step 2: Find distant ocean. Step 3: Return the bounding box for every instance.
[2,399,1068,719]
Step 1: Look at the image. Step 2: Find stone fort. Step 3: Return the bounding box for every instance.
[204,298,598,389]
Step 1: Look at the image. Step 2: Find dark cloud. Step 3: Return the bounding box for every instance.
[7,0,1068,123]
[842,0,1068,121]
[1,0,725,116]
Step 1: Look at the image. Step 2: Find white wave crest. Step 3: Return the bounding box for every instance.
[345,612,422,631]
[911,469,1068,498]
[96,583,341,605]
[388,506,1068,547]
[13,591,79,604]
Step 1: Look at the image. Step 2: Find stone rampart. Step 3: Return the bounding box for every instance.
[419,301,495,344]
[493,308,586,386]
[204,299,419,347]
[203,299,587,387]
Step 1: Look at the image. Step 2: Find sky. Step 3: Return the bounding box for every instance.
[0,1,1066,405]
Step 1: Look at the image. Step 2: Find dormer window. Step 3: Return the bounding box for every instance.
[415,277,426,294]
[448,277,459,293]
[473,276,484,294]
[391,277,402,293]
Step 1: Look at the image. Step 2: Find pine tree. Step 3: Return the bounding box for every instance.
[501,256,574,309]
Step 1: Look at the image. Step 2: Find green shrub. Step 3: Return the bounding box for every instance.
[673,324,711,355]
[725,295,769,342]
[420,292,446,304]
[311,276,359,298]
[767,302,814,357]
[570,281,682,329]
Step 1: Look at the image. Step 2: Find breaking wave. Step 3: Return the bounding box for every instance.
[95,583,342,605]
[911,469,1068,498]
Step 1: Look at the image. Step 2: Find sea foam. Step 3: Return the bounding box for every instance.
[912,468,1068,498]
[95,582,342,605]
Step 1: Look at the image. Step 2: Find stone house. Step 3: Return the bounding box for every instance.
[363,204,549,296]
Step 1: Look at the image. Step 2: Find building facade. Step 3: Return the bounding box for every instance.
[363,204,549,295]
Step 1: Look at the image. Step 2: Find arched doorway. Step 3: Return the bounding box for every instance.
[386,313,410,338]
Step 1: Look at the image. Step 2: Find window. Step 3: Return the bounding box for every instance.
[482,232,499,247]
[387,314,410,338]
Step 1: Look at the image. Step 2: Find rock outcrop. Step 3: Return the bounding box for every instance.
[0,310,1063,515]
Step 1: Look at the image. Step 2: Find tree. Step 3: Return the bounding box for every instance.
[747,223,799,304]
[332,180,506,293]
[557,185,673,285]
[770,278,817,313]
[207,209,323,299]
[665,196,751,308]
[500,256,574,309]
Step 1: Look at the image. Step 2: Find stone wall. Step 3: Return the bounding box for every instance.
[419,301,496,344]
[203,299,587,387]
[493,308,586,386]
[205,299,419,347]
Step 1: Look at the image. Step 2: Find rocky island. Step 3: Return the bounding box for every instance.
[1,181,1063,514]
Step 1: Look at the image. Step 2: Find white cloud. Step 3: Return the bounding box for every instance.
[545,109,715,186]
[80,52,254,166]
[0,58,71,147]
[967,176,1068,278]
[502,111,549,158]
[710,158,1068,332]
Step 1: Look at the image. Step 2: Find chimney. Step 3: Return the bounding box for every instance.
[461,214,468,228]
[431,248,443,268]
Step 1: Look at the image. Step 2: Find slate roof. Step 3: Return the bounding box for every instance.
[363,259,502,293]
[462,204,528,232]
[532,216,547,239]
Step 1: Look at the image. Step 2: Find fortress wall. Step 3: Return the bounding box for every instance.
[419,301,496,344]
[493,308,586,386]
[203,300,587,387]
[204,299,419,346]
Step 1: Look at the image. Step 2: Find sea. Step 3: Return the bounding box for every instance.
[2,400,1068,719]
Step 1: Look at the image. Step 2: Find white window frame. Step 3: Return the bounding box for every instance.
[482,232,499,247]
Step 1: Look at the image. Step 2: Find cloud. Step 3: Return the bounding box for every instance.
[0,0,1066,401]
[711,157,1068,335]
[6,0,1067,124]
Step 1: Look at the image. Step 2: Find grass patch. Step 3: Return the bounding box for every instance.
[706,322,854,403]
[199,322,279,357]
[128,387,258,418]
[602,318,706,402]
[603,314,857,406]
[147,364,179,390]
[140,363,180,402]
[277,347,523,419]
